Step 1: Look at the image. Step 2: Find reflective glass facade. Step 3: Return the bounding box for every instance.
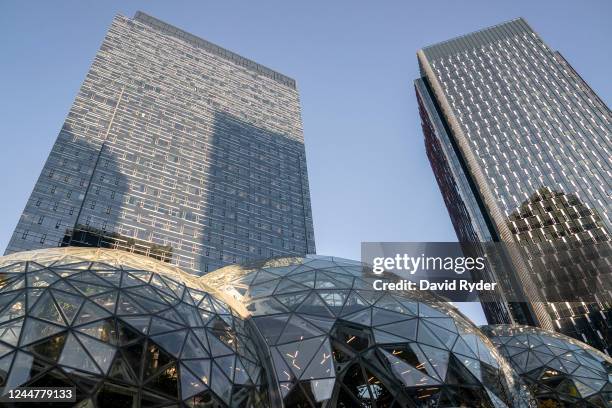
[5,12,316,275]
[415,77,517,326]
[416,18,612,354]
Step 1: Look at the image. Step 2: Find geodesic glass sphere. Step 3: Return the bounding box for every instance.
[202,255,534,408]
[482,325,612,408]
[0,248,269,407]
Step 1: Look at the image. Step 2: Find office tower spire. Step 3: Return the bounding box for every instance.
[5,12,316,275]
[416,18,611,353]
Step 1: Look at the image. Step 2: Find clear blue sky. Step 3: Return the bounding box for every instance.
[1,0,610,324]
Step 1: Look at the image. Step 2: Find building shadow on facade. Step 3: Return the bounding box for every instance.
[59,110,315,277]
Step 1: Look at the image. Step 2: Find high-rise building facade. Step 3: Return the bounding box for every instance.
[5,11,316,275]
[415,18,611,353]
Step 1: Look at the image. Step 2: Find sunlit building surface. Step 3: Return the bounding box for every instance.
[483,325,612,408]
[5,11,315,275]
[415,18,612,353]
[0,248,535,407]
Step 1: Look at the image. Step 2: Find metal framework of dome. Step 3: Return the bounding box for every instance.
[482,325,612,408]
[202,255,534,408]
[2,249,575,407]
[0,247,268,407]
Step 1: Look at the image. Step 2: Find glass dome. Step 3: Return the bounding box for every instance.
[202,255,534,407]
[0,247,269,407]
[482,325,612,408]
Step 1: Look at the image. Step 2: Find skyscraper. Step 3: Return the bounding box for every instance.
[415,18,611,353]
[5,11,316,275]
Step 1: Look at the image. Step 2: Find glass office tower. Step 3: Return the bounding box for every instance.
[5,11,316,275]
[415,18,611,353]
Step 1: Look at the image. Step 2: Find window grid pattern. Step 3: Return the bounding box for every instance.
[418,18,611,354]
[5,13,316,275]
[422,19,611,243]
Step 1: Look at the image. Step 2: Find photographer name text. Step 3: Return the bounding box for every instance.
[373,279,497,292]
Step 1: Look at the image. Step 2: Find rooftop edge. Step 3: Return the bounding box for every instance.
[419,17,538,61]
[133,11,297,90]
